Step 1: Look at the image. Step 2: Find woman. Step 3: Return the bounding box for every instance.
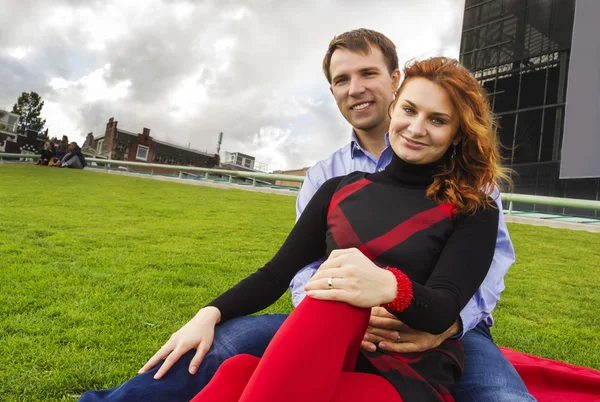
[161,57,508,401]
[37,141,57,165]
[53,142,86,169]
[56,135,69,159]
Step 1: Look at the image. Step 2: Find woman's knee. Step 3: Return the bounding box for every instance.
[218,354,260,376]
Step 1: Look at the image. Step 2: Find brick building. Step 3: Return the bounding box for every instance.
[82,117,219,171]
[272,167,309,189]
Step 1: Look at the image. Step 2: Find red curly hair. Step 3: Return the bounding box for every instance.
[392,57,511,214]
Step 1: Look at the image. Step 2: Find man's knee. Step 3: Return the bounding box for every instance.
[210,314,287,361]
[457,323,534,402]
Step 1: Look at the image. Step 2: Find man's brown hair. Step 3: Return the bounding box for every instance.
[322,28,399,84]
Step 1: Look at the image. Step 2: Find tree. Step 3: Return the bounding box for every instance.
[11,92,47,136]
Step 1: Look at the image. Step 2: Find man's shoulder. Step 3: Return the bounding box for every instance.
[306,143,353,186]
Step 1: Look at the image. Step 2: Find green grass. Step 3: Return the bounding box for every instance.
[0,164,598,401]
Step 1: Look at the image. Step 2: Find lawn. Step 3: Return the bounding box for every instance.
[0,164,598,401]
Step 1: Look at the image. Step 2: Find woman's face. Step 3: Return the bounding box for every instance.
[389,77,460,165]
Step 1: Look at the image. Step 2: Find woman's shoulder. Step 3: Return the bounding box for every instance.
[452,194,501,225]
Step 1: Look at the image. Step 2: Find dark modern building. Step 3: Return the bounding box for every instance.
[460,0,599,215]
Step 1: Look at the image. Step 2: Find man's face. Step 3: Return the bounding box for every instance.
[329,45,399,135]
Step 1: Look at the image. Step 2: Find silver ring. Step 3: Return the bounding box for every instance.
[327,277,334,289]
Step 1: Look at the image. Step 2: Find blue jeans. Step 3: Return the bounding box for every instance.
[455,322,536,402]
[79,318,534,402]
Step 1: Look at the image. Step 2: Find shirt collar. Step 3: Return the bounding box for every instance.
[350,130,390,159]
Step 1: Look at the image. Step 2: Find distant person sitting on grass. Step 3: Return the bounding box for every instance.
[56,135,69,159]
[52,142,86,169]
[37,141,57,166]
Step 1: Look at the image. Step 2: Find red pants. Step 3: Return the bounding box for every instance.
[191,297,402,402]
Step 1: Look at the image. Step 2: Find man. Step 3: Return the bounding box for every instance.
[80,29,534,402]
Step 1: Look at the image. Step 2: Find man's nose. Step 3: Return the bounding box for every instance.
[348,77,366,96]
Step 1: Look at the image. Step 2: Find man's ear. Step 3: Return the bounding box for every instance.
[391,69,401,91]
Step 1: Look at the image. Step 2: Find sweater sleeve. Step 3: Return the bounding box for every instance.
[391,204,500,334]
[206,176,343,323]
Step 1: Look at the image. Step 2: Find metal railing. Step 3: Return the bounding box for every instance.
[2,153,600,213]
[0,153,305,188]
[502,193,600,214]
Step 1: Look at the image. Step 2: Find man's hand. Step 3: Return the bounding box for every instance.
[361,307,461,353]
[139,306,221,380]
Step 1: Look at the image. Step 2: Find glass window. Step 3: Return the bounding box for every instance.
[550,0,576,49]
[539,107,557,162]
[518,68,546,108]
[136,145,149,161]
[513,110,543,164]
[463,7,479,31]
[97,140,103,153]
[494,73,519,112]
[497,113,516,163]
[545,64,560,104]
[504,0,526,13]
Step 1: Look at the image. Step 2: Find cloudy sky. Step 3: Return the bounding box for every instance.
[0,0,465,171]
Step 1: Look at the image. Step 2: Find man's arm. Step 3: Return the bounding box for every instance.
[457,192,515,335]
[290,168,324,307]
[363,192,515,352]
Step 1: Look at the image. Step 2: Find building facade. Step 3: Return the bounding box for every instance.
[460,0,599,215]
[0,110,44,155]
[83,118,219,171]
[272,167,309,189]
[221,152,269,172]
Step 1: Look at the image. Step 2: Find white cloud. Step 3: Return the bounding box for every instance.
[5,46,33,60]
[0,0,466,170]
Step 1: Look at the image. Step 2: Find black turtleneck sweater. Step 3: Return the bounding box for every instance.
[208,153,499,334]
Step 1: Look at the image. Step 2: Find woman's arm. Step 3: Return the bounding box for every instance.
[389,205,500,334]
[206,176,344,323]
[304,202,500,335]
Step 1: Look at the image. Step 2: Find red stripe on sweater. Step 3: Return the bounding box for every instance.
[359,204,454,259]
[327,206,374,260]
[327,178,371,218]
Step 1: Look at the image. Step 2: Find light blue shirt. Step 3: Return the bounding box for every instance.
[289,131,516,337]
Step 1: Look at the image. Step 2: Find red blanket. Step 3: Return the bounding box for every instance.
[501,347,600,402]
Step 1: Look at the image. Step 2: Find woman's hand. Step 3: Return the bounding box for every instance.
[304,248,397,308]
[138,306,221,380]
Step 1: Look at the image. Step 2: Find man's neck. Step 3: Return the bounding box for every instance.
[354,126,388,159]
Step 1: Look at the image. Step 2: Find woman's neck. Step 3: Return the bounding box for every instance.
[378,152,448,187]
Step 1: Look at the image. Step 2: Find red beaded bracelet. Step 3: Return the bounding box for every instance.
[381,267,413,313]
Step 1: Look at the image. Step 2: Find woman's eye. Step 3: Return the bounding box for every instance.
[431,118,445,125]
[403,107,414,114]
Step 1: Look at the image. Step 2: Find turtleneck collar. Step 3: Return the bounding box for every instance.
[377,149,451,187]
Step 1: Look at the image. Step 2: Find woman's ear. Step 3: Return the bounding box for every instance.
[452,135,462,147]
